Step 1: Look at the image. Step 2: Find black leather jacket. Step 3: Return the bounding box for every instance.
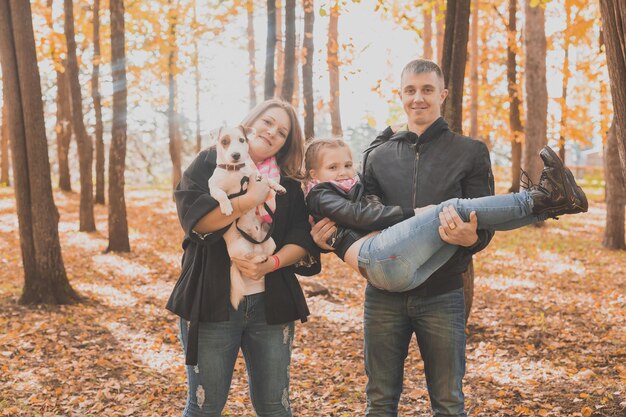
[306,181,415,260]
[362,117,494,296]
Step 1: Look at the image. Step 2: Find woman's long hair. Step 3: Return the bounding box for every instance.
[241,99,305,181]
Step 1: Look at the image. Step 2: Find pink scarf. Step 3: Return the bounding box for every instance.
[304,176,360,198]
[255,157,281,224]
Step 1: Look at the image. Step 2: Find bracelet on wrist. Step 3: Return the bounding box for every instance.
[271,255,280,271]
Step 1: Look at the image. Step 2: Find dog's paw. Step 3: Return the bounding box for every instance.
[273,185,287,195]
[220,201,234,216]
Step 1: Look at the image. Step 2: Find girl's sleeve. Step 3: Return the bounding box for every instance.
[307,186,414,231]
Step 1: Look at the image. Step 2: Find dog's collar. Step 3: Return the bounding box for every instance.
[217,163,246,171]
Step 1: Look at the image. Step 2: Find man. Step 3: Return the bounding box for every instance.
[312,59,494,416]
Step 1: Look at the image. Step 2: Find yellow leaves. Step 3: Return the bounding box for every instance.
[581,405,593,417]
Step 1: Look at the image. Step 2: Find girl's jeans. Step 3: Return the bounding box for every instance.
[178,293,294,417]
[358,191,547,292]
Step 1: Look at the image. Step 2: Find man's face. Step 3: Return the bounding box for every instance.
[399,71,448,131]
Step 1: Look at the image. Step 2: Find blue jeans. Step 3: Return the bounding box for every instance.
[358,191,546,292]
[178,293,294,417]
[364,286,467,417]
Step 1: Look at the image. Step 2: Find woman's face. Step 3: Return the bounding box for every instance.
[248,107,291,163]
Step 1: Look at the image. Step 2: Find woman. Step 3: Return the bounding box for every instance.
[166,99,320,416]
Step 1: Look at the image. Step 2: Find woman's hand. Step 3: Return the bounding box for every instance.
[310,216,336,251]
[231,256,274,280]
[241,175,271,209]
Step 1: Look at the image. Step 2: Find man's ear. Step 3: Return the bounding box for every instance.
[440,88,449,102]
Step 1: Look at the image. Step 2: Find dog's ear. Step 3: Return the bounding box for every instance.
[206,127,222,146]
[240,126,256,141]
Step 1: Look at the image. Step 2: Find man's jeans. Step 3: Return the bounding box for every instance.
[179,293,294,417]
[364,285,467,417]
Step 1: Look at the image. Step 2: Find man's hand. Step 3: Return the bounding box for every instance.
[231,257,273,280]
[309,216,336,251]
[438,206,479,247]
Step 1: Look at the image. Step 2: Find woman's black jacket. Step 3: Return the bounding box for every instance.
[306,181,414,260]
[166,148,321,365]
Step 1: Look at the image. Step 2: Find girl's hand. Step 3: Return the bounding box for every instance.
[231,256,273,280]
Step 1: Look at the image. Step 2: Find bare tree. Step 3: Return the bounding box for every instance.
[194,0,202,152]
[281,0,296,102]
[523,0,548,184]
[441,0,470,134]
[558,0,571,163]
[265,0,276,99]
[507,0,523,192]
[167,0,182,192]
[469,0,479,139]
[0,0,79,304]
[302,0,315,140]
[599,1,626,174]
[275,0,284,97]
[107,0,130,252]
[93,0,105,204]
[435,0,444,64]
[45,0,72,192]
[64,0,96,231]
[603,122,625,250]
[247,0,257,109]
[328,1,342,137]
[1,98,10,186]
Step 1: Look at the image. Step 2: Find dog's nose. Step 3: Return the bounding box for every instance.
[232,152,240,161]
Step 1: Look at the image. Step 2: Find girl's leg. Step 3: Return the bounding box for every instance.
[241,293,294,417]
[179,313,243,416]
[358,191,544,292]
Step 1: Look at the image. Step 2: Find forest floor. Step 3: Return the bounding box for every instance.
[0,175,624,417]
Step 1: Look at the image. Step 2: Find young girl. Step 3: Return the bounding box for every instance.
[304,138,587,292]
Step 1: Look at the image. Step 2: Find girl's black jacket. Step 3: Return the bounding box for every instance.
[166,147,321,365]
[306,181,415,260]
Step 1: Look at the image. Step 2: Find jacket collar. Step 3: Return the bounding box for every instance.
[391,117,450,147]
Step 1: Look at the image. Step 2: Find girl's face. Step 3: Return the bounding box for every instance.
[248,107,291,163]
[309,146,355,182]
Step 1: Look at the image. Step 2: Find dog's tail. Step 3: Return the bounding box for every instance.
[230,264,246,310]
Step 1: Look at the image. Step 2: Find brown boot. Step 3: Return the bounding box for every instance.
[526,146,588,218]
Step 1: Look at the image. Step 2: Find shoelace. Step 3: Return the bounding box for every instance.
[520,168,551,194]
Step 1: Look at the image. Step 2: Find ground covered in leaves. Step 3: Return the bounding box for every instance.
[0,177,624,416]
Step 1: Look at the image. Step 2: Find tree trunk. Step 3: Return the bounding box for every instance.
[247,0,257,109]
[523,0,548,184]
[168,1,182,193]
[603,122,626,250]
[1,98,10,186]
[45,0,72,192]
[441,0,470,134]
[423,4,433,60]
[194,0,202,152]
[435,0,444,64]
[281,0,296,102]
[328,2,342,137]
[0,0,79,305]
[292,37,301,107]
[469,0,479,139]
[599,1,626,175]
[93,0,105,204]
[558,0,571,164]
[275,0,284,98]
[107,0,130,253]
[302,0,314,140]
[265,0,276,99]
[507,0,522,192]
[64,0,96,231]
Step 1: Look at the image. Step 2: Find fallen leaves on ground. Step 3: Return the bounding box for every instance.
[0,183,624,416]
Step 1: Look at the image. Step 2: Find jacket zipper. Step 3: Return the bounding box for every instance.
[412,146,420,208]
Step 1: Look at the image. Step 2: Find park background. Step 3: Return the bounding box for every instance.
[0,0,625,415]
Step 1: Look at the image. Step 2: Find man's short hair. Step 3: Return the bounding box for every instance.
[400,59,445,87]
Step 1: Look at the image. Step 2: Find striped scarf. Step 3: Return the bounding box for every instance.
[255,157,281,224]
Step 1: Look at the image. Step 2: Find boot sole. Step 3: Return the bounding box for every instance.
[540,146,588,213]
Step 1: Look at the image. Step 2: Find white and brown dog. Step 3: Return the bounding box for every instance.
[208,126,286,309]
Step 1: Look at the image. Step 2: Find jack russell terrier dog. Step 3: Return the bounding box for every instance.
[208,126,286,309]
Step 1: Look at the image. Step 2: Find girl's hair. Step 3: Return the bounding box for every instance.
[241,98,305,180]
[304,137,351,180]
